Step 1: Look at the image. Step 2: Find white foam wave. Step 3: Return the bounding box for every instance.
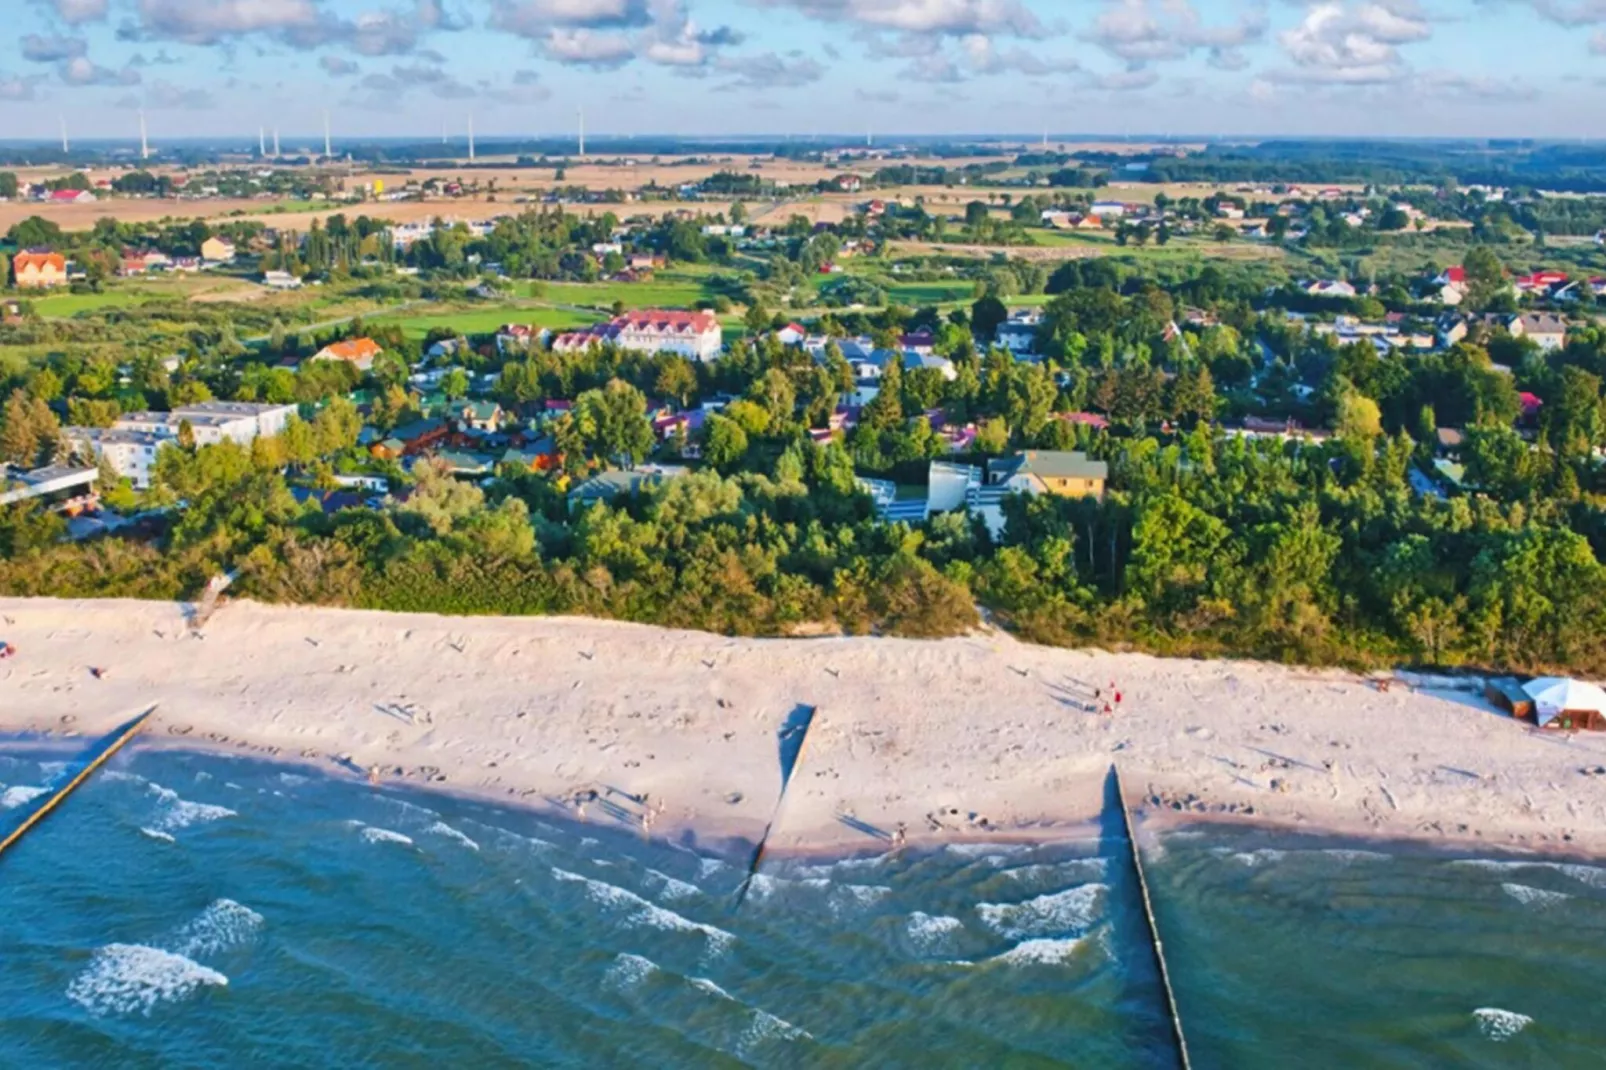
[977,884,1105,941]
[646,869,702,901]
[139,828,176,843]
[170,900,264,959]
[1553,863,1606,890]
[146,785,236,834]
[906,912,964,950]
[1,785,48,809]
[38,761,68,779]
[689,976,734,1001]
[359,826,413,846]
[946,842,1027,860]
[1004,859,1108,885]
[1501,883,1572,908]
[739,1009,811,1054]
[697,857,728,879]
[1320,849,1390,864]
[426,822,480,851]
[1473,1007,1532,1042]
[1228,848,1287,867]
[552,868,734,953]
[1452,858,1606,889]
[990,937,1089,967]
[604,952,659,991]
[278,773,309,787]
[66,944,227,1017]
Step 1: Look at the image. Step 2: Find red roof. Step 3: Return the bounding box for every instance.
[48,189,86,202]
[318,337,382,362]
[613,309,718,334]
[1442,266,1465,284]
[1520,391,1543,413]
[12,251,65,273]
[1058,412,1111,430]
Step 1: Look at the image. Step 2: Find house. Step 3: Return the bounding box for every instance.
[928,461,981,513]
[1435,428,1465,454]
[10,251,67,289]
[1435,313,1469,348]
[500,436,559,472]
[834,174,864,193]
[1089,201,1127,218]
[495,323,543,355]
[456,400,503,433]
[569,464,688,506]
[312,337,383,371]
[0,463,98,514]
[552,309,723,362]
[262,270,302,290]
[47,189,95,204]
[1056,412,1111,431]
[900,331,936,354]
[1305,279,1357,299]
[67,401,295,487]
[370,418,449,459]
[996,310,1043,354]
[1518,312,1568,351]
[774,323,807,347]
[200,236,236,262]
[988,450,1108,500]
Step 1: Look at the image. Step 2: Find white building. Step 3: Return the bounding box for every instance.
[552,310,723,362]
[995,310,1043,355]
[69,401,297,487]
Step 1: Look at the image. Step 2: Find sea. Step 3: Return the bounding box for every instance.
[1,744,1603,1068]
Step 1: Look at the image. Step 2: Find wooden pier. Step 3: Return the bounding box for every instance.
[1112,763,1193,1070]
[0,706,157,862]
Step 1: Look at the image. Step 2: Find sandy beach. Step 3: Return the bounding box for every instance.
[3,596,1605,858]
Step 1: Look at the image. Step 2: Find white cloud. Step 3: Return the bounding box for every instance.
[1269,2,1430,84]
[321,55,360,75]
[716,50,826,87]
[39,0,109,24]
[59,55,141,86]
[488,0,651,35]
[751,0,1045,39]
[544,27,638,65]
[135,0,329,44]
[21,34,89,63]
[1083,0,1266,66]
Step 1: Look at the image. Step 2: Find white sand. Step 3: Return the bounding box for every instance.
[3,597,1606,857]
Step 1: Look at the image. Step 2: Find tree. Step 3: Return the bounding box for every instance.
[1462,245,1505,309]
[702,414,749,468]
[971,295,1008,342]
[442,368,471,400]
[573,379,654,465]
[655,357,698,408]
[1336,391,1382,439]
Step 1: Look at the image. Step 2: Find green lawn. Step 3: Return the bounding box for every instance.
[530,268,736,310]
[28,290,147,317]
[884,281,977,304]
[371,305,604,339]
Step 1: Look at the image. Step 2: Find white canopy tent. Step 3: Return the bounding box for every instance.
[1522,677,1606,727]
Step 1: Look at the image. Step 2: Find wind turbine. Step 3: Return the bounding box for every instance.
[272,127,280,157]
[60,115,69,154]
[468,112,475,161]
[139,109,149,161]
[578,106,585,157]
[259,125,266,157]
[323,109,332,159]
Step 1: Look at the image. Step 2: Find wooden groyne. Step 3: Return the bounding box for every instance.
[0,706,157,862]
[734,704,819,909]
[1112,764,1193,1070]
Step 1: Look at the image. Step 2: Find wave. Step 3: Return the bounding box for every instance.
[604,952,659,991]
[0,785,48,809]
[1500,883,1572,908]
[425,822,480,851]
[66,944,227,1018]
[977,884,1105,941]
[139,828,176,843]
[551,868,734,953]
[989,937,1090,967]
[359,826,414,846]
[1004,859,1109,885]
[146,784,236,834]
[1473,1007,1532,1042]
[1226,848,1288,867]
[645,869,702,902]
[170,900,264,959]
[685,975,812,1055]
[1452,858,1606,889]
[905,912,964,951]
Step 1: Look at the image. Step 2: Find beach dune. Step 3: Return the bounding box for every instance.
[3,597,1605,856]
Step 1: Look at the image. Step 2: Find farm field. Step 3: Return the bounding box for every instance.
[369,305,602,339]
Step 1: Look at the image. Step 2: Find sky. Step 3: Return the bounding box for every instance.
[0,1,1601,142]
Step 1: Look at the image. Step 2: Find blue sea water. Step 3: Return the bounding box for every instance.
[0,745,1603,1068]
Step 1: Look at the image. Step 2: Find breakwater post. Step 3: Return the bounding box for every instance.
[1112,763,1193,1070]
[0,706,157,862]
[734,704,819,910]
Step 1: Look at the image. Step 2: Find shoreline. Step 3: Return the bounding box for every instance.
[4,596,1606,860]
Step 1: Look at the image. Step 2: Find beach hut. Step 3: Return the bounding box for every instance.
[1522,677,1606,731]
[1484,677,1533,720]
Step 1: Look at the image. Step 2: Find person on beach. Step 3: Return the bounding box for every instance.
[368,765,380,786]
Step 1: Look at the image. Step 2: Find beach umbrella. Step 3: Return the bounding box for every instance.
[1522,677,1606,727]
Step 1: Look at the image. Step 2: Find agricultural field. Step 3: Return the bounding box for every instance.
[369,305,602,340]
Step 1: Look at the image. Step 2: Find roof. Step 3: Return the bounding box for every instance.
[462,400,501,421]
[12,251,65,272]
[570,465,689,502]
[990,450,1108,483]
[1524,677,1606,726]
[391,417,446,441]
[1520,312,1567,335]
[613,309,719,334]
[318,337,383,362]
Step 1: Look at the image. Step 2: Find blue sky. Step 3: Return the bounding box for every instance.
[0,1,1598,141]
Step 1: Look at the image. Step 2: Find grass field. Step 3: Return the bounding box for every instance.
[370,305,603,339]
[534,269,731,310]
[28,291,147,317]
